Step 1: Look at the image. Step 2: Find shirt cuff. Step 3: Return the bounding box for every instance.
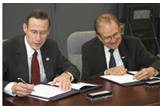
[4,82,16,96]
[154,68,159,77]
[104,70,107,75]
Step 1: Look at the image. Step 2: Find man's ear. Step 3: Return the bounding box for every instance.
[23,23,27,33]
[95,33,102,41]
[48,28,50,34]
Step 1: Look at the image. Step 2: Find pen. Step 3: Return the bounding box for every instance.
[17,77,27,84]
[133,67,144,80]
[17,77,35,92]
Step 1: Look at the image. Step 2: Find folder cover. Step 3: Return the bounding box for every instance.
[72,82,102,93]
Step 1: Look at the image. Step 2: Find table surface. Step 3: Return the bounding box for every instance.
[3,78,160,106]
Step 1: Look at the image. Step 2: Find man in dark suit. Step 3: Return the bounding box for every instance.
[3,9,80,97]
[82,13,160,80]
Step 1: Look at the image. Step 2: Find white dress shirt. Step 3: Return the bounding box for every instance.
[25,36,47,83]
[104,46,124,75]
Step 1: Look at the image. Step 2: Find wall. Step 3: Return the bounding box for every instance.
[3,3,118,58]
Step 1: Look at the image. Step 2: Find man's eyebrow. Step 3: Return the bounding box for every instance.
[104,31,119,38]
[113,32,119,36]
[30,30,47,32]
[30,30,37,31]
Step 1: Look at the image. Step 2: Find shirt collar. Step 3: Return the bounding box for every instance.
[24,36,40,58]
[104,45,118,53]
[104,45,110,53]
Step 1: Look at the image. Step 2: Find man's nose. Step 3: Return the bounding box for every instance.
[35,33,41,41]
[110,36,116,43]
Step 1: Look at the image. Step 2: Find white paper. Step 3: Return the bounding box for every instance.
[30,84,69,98]
[101,74,139,84]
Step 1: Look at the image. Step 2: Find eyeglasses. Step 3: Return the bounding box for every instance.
[101,32,120,42]
[29,30,49,37]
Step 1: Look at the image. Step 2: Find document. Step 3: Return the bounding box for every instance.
[100,73,160,87]
[30,82,102,101]
[31,84,70,99]
[101,74,139,84]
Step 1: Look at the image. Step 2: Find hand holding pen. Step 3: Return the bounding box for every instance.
[133,67,155,80]
[11,77,35,97]
[18,77,36,92]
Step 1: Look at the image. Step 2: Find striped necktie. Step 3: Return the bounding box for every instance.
[109,49,116,68]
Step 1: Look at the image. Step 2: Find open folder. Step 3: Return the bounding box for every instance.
[100,72,160,87]
[29,82,102,101]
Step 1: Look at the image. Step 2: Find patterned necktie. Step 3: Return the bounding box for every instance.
[31,51,40,84]
[109,49,116,68]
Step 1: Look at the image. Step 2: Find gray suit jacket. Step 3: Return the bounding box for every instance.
[82,36,160,80]
[3,35,80,89]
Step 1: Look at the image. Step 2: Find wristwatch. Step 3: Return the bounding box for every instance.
[64,72,72,80]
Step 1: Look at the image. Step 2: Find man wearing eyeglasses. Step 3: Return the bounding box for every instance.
[3,9,80,97]
[82,13,160,80]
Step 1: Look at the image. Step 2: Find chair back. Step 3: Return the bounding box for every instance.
[67,31,96,80]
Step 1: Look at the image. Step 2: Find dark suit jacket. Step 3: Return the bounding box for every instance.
[3,35,80,89]
[82,36,160,80]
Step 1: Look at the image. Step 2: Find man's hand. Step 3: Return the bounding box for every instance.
[105,65,127,76]
[50,73,71,92]
[134,67,156,80]
[12,82,34,97]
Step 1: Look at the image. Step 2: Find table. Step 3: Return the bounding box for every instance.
[3,78,160,106]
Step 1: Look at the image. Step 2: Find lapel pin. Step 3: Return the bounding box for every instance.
[46,57,50,61]
[121,56,125,59]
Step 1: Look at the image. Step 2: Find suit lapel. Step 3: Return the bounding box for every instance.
[95,39,107,71]
[41,45,54,82]
[16,36,29,83]
[118,37,129,68]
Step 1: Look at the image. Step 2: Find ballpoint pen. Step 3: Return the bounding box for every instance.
[17,77,35,92]
[132,67,144,80]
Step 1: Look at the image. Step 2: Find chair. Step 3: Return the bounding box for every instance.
[67,31,96,80]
